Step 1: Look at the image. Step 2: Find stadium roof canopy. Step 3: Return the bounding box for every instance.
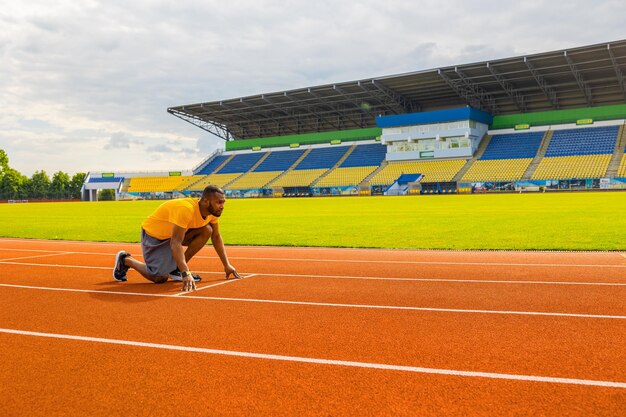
[168,40,626,141]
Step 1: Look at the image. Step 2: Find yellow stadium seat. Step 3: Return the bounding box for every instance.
[531,154,612,180]
[617,154,626,178]
[127,176,204,193]
[269,169,328,187]
[315,166,378,187]
[461,158,532,182]
[369,159,465,185]
[226,171,282,189]
[186,174,242,191]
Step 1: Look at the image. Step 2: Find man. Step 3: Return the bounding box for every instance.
[113,185,240,292]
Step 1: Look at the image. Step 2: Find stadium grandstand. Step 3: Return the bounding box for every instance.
[83,40,626,200]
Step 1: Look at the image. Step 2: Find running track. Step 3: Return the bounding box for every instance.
[0,238,624,416]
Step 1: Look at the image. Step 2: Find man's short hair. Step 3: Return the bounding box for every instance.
[202,185,225,199]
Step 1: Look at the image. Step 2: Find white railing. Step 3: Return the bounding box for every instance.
[193,149,223,174]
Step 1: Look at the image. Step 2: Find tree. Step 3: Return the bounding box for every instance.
[0,150,89,201]
[0,168,26,200]
[69,172,87,199]
[0,149,8,172]
[50,171,71,199]
[98,189,115,201]
[0,149,9,190]
[27,170,51,199]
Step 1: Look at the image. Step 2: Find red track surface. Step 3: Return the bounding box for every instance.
[0,238,625,416]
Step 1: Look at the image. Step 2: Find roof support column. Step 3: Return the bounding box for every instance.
[563,51,593,107]
[167,108,233,141]
[524,57,559,109]
[607,43,626,101]
[486,63,527,112]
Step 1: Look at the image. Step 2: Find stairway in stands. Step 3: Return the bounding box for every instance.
[521,130,553,180]
[222,151,273,189]
[605,124,626,177]
[265,148,313,187]
[452,133,492,182]
[184,154,235,191]
[311,144,357,186]
[361,160,388,187]
[121,178,131,192]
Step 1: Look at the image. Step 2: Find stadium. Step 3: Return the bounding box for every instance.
[82,40,626,200]
[1,39,625,416]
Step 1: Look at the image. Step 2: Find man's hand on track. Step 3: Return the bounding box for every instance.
[225,265,242,280]
[181,275,196,292]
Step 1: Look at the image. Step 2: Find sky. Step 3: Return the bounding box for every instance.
[1,0,625,176]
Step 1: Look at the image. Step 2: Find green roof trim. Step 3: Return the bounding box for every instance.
[490,104,626,130]
[225,127,382,151]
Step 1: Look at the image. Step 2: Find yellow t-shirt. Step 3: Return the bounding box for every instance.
[141,198,218,240]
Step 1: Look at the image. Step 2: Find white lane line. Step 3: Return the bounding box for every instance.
[0,248,64,253]
[181,274,258,295]
[1,247,625,268]
[174,278,242,296]
[1,328,624,389]
[0,248,145,259]
[0,252,75,262]
[1,238,622,256]
[0,283,624,320]
[0,239,124,246]
[243,272,626,287]
[0,261,227,275]
[0,261,624,287]
[222,257,626,269]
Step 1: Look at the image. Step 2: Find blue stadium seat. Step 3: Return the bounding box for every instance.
[294,146,350,170]
[545,125,618,157]
[196,155,230,175]
[218,152,267,174]
[340,144,387,167]
[254,149,305,172]
[480,132,544,160]
[89,177,123,183]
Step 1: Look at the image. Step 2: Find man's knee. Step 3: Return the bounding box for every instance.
[152,276,169,284]
[184,225,212,245]
[193,224,213,243]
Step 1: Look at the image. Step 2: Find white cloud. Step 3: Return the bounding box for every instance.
[1,0,625,175]
[104,132,143,150]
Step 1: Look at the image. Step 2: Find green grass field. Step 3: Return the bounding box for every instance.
[0,192,624,250]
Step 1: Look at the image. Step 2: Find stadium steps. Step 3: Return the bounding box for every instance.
[266,148,313,187]
[221,170,252,189]
[184,154,236,191]
[605,124,626,178]
[311,144,357,186]
[245,151,271,173]
[213,154,236,173]
[452,133,492,182]
[361,160,389,186]
[521,130,553,180]
[221,151,271,190]
[121,178,131,192]
[192,149,223,175]
[185,175,211,192]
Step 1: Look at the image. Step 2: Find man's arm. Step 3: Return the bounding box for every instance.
[210,222,241,279]
[171,224,196,291]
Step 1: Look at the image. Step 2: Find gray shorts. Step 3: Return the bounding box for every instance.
[141,229,177,278]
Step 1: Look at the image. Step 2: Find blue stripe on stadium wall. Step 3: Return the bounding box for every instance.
[375,107,493,128]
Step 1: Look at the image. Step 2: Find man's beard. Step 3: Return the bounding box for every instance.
[208,205,222,217]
